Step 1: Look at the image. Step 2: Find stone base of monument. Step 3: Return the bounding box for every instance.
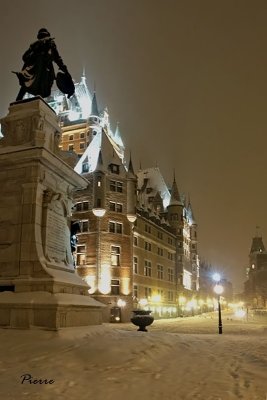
[0,97,105,329]
[0,292,103,329]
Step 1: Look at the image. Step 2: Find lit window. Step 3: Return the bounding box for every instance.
[83,201,89,211]
[76,202,82,211]
[144,260,152,277]
[157,231,163,240]
[109,202,123,213]
[111,279,120,295]
[79,220,89,232]
[168,268,174,282]
[157,247,163,256]
[110,180,123,192]
[145,287,152,298]
[133,285,138,298]
[82,162,89,173]
[109,202,116,212]
[111,246,120,266]
[145,225,151,233]
[116,203,123,212]
[157,265,164,279]
[133,256,138,274]
[110,164,120,174]
[109,222,123,234]
[76,245,86,266]
[145,241,152,251]
[75,202,88,212]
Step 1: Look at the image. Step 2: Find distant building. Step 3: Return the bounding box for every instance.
[47,76,203,321]
[244,234,267,308]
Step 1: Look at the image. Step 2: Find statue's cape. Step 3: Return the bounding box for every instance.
[56,71,75,98]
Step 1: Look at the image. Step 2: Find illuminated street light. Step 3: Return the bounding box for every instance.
[213,282,224,334]
[212,273,221,283]
[117,299,126,308]
[138,298,148,307]
[92,206,106,293]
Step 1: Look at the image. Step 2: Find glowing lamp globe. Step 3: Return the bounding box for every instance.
[127,214,137,223]
[212,273,221,283]
[92,208,106,217]
[214,284,224,295]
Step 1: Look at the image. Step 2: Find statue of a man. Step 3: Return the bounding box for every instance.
[13,28,74,101]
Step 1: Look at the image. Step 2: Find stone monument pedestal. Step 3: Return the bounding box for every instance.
[0,97,104,329]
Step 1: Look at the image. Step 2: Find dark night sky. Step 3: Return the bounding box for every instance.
[1,0,267,292]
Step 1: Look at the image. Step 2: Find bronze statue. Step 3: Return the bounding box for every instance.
[13,28,74,101]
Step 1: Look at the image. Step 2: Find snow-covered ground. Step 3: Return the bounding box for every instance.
[1,310,267,400]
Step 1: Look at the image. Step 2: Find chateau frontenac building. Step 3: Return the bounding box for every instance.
[47,75,200,322]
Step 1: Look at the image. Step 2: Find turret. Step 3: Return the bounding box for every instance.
[167,172,184,234]
[88,91,101,143]
[92,150,106,217]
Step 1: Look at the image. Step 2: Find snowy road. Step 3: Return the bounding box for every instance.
[0,311,267,400]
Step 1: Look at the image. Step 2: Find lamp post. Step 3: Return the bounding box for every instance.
[92,207,106,292]
[213,273,224,335]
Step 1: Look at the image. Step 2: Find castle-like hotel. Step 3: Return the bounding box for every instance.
[46,75,220,321]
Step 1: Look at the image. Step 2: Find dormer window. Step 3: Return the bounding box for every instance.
[110,164,120,174]
[82,162,89,173]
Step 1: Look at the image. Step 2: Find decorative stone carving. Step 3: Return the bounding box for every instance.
[42,189,72,266]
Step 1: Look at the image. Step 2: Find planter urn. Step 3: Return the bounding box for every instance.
[131,310,154,332]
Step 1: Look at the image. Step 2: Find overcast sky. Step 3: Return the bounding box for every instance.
[1,0,267,291]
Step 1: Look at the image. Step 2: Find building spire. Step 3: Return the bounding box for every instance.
[169,171,183,206]
[81,67,86,84]
[95,149,104,172]
[114,122,124,148]
[91,91,99,117]
[187,197,196,225]
[127,151,135,177]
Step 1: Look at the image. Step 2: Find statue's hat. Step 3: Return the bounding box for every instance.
[37,28,51,39]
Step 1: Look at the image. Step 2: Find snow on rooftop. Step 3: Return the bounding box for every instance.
[137,167,171,209]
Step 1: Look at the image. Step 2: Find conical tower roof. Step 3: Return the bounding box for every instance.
[91,91,99,117]
[187,199,196,225]
[127,153,136,178]
[95,149,104,173]
[169,174,183,206]
[114,123,125,148]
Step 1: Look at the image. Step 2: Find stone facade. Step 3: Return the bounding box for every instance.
[0,97,104,329]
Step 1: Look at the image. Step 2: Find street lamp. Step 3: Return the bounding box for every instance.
[93,206,106,293]
[213,275,224,334]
